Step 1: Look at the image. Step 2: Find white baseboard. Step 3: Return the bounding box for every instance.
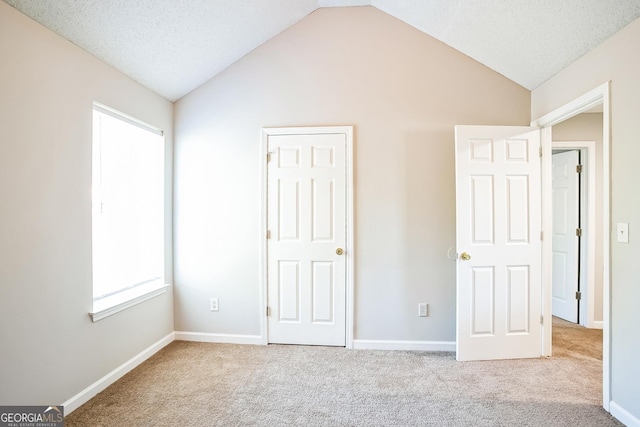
[592,320,604,330]
[63,332,175,415]
[174,331,263,345]
[352,339,455,352]
[611,401,640,427]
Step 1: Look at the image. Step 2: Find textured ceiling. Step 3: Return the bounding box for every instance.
[373,0,640,90]
[4,0,640,102]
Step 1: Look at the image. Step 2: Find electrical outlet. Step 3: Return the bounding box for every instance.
[210,297,219,312]
[418,303,428,317]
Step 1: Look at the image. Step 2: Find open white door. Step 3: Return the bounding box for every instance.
[455,126,542,361]
[551,150,580,323]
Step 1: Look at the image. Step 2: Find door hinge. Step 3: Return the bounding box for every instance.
[576,228,582,237]
[540,231,543,241]
[266,152,272,163]
[540,315,544,325]
[266,230,271,239]
[576,291,582,300]
[266,306,271,316]
[576,164,583,173]
[539,146,543,157]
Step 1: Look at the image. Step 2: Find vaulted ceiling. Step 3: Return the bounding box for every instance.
[4,0,640,102]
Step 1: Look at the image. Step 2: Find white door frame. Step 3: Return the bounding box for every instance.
[259,126,355,348]
[531,81,611,410]
[552,142,597,328]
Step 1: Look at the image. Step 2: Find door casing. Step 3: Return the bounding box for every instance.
[260,126,355,348]
[532,81,611,410]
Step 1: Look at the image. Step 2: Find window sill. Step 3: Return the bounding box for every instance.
[89,282,171,322]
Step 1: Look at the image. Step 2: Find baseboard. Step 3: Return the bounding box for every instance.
[62,332,175,415]
[592,320,604,330]
[352,339,455,352]
[174,331,263,345]
[610,401,640,427]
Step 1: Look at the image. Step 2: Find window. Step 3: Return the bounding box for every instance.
[90,104,167,321]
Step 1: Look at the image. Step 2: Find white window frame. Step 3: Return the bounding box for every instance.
[89,103,169,322]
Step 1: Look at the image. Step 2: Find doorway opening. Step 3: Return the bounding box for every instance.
[533,81,611,410]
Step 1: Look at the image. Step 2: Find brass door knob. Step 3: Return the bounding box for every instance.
[460,252,471,261]
[336,248,344,255]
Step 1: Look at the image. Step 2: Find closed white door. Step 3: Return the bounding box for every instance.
[455,126,542,361]
[551,150,580,323]
[266,129,347,346]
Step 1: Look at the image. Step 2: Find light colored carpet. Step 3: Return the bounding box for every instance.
[66,317,621,426]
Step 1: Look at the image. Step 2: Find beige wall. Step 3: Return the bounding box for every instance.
[173,7,530,342]
[552,113,604,323]
[0,3,174,405]
[532,17,640,423]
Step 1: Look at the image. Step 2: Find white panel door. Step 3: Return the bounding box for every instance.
[551,151,579,323]
[267,130,347,346]
[455,126,542,361]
